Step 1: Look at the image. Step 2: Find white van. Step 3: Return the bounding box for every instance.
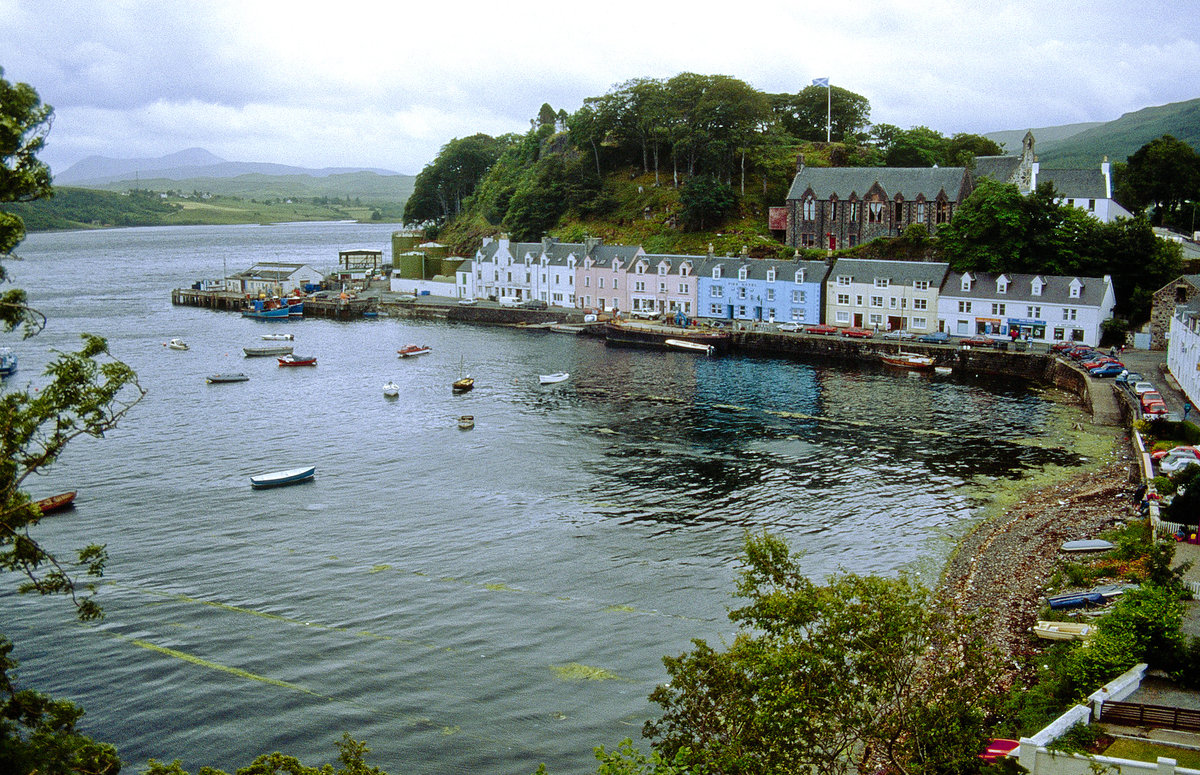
[498,296,520,307]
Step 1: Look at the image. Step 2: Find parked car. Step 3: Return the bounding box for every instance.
[805,324,838,335]
[959,335,996,347]
[520,299,549,310]
[1151,445,1200,461]
[776,322,802,332]
[1088,363,1126,378]
[1114,371,1143,385]
[840,327,874,339]
[1141,391,1165,408]
[1161,453,1200,473]
[1081,357,1121,370]
[457,297,478,305]
[1132,381,1157,395]
[1144,402,1169,418]
[917,331,950,344]
[882,329,915,340]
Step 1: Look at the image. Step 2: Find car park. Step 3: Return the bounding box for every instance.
[805,324,838,335]
[1088,363,1126,377]
[840,327,874,338]
[917,332,950,344]
[776,322,802,332]
[882,330,915,340]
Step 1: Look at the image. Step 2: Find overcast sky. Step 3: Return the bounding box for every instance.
[3,0,1198,177]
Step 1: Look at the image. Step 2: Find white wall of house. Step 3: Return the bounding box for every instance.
[1169,309,1200,409]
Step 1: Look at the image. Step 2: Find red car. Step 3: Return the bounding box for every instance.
[804,324,837,335]
[840,327,874,339]
[960,336,996,347]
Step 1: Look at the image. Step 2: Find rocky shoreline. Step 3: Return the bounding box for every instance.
[939,430,1139,687]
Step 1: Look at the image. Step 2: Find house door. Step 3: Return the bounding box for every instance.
[854,313,863,327]
[828,233,836,250]
[888,316,904,331]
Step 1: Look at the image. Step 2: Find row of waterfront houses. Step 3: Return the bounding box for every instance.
[457,236,1116,346]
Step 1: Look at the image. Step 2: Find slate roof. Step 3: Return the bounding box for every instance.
[1036,168,1108,199]
[943,271,1111,307]
[787,167,970,201]
[827,258,949,286]
[587,244,643,268]
[973,155,1023,185]
[697,257,832,282]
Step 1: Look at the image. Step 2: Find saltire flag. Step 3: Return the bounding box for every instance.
[811,77,829,87]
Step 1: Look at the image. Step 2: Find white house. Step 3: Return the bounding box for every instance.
[230,262,324,296]
[824,258,948,333]
[939,271,1116,346]
[1168,298,1200,410]
[1032,159,1132,224]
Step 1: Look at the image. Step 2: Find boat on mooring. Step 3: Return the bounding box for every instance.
[261,333,294,341]
[664,338,716,356]
[539,372,570,384]
[35,491,77,515]
[881,352,934,369]
[605,321,730,354]
[277,354,317,367]
[244,345,294,357]
[250,465,316,489]
[165,338,189,351]
[458,415,475,430]
[383,381,399,397]
[206,373,249,383]
[398,344,433,358]
[0,347,17,378]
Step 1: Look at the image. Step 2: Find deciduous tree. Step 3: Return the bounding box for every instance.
[643,532,1001,775]
[1114,135,1200,224]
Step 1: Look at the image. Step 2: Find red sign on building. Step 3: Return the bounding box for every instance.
[768,207,788,232]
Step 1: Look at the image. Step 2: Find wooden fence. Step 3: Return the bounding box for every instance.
[1099,700,1200,732]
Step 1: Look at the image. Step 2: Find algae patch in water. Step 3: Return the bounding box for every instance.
[552,662,620,681]
[604,604,639,613]
[484,582,517,592]
[369,564,391,574]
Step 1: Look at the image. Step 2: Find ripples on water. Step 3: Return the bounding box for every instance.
[1,224,1094,774]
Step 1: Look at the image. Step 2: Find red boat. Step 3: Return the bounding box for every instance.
[278,355,317,367]
[35,491,77,514]
[397,344,432,358]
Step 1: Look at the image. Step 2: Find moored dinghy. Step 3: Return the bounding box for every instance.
[539,372,570,384]
[206,373,249,383]
[35,491,77,514]
[383,381,399,397]
[165,338,189,350]
[250,465,316,489]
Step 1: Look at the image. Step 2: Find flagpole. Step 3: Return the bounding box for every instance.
[826,82,831,143]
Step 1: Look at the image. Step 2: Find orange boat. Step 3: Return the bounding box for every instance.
[35,491,77,514]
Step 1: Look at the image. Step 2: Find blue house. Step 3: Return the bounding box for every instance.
[697,257,830,324]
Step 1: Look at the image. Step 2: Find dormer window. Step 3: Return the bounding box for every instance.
[1069,281,1081,299]
[636,263,646,274]
[766,268,776,282]
[680,264,690,276]
[803,197,816,220]
[713,266,722,279]
[997,278,1008,294]
[738,266,749,281]
[874,277,889,288]
[1031,278,1043,296]
[795,269,805,283]
[961,275,972,292]
[658,264,667,276]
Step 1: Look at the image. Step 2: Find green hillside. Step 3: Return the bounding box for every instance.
[79,169,414,204]
[1036,97,1200,166]
[0,186,403,231]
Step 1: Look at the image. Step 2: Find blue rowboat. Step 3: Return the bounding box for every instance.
[0,347,16,378]
[250,465,315,489]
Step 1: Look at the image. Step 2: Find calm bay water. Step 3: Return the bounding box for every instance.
[2,223,1096,774]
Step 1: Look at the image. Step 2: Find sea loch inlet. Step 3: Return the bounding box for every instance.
[3,222,1107,774]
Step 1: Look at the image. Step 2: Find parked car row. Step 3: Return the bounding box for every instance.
[1053,342,1128,378]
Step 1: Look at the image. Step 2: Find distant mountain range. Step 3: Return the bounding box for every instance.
[54,147,402,185]
[984,97,1200,167]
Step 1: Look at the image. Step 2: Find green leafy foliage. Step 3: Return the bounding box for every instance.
[144,734,386,775]
[679,177,735,231]
[642,531,1001,775]
[0,636,121,775]
[1113,135,1200,223]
